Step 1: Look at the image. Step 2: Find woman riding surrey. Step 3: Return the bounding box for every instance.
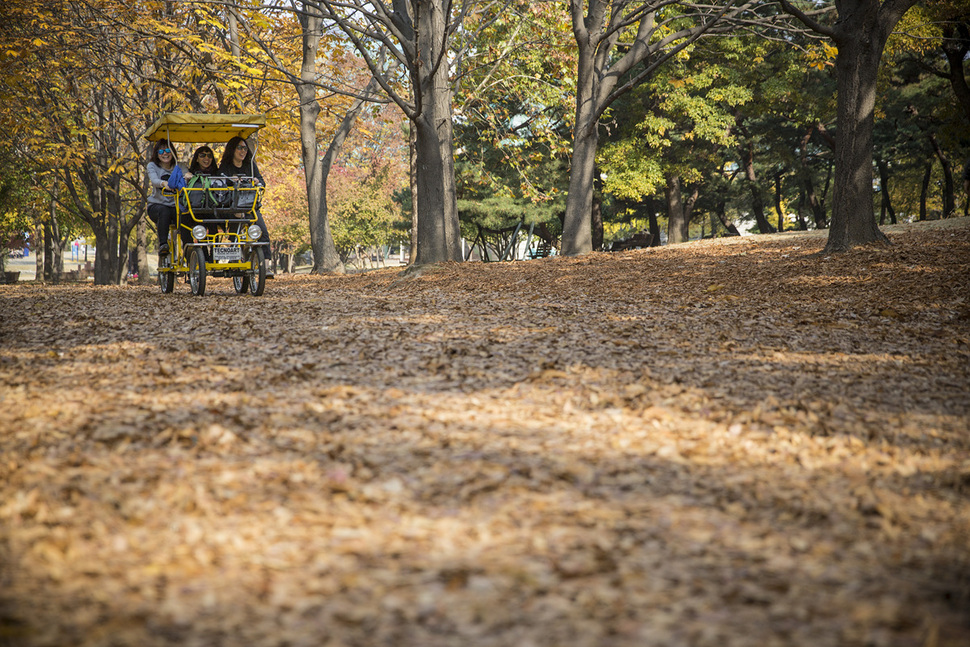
[189,145,221,176]
[146,139,185,257]
[219,136,271,253]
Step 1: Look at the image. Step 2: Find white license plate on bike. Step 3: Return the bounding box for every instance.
[213,246,242,262]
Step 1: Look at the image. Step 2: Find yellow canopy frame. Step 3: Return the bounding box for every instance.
[143,113,266,143]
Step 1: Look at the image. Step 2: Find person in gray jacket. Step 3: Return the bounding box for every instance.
[146,139,189,257]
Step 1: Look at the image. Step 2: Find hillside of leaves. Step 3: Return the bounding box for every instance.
[1,220,969,647]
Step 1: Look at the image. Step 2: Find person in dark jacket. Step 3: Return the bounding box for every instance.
[189,145,221,177]
[219,136,271,260]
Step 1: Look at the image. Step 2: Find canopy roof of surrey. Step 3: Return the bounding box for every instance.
[143,113,266,143]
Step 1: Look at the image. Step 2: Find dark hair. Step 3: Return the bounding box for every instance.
[219,136,252,170]
[189,146,217,174]
[150,139,177,166]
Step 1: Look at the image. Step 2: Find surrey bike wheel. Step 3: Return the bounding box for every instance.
[233,272,250,294]
[188,247,207,296]
[158,253,175,294]
[248,248,266,297]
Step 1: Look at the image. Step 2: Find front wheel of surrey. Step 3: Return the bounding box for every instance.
[249,248,266,296]
[233,273,250,294]
[188,247,207,296]
[158,255,174,293]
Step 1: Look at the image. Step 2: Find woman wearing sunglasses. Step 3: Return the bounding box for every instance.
[189,145,220,177]
[146,139,187,257]
[219,136,272,263]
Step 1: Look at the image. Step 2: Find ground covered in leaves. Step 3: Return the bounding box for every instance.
[1,221,969,647]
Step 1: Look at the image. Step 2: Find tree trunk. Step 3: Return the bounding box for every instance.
[645,196,662,246]
[774,173,785,232]
[803,172,827,229]
[714,198,741,236]
[34,223,43,281]
[782,0,915,250]
[298,11,345,275]
[928,133,955,218]
[875,155,897,225]
[410,0,462,266]
[665,174,689,244]
[740,140,776,234]
[919,162,931,221]
[822,2,907,253]
[562,32,598,259]
[94,228,112,284]
[941,22,970,125]
[797,127,827,229]
[136,217,151,283]
[409,125,418,264]
[591,192,604,252]
[795,190,809,230]
[44,225,56,283]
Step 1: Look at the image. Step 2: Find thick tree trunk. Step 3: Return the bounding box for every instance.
[410,0,462,266]
[562,0,609,257]
[562,50,598,258]
[822,2,915,252]
[824,39,888,251]
[782,0,915,250]
[665,174,689,245]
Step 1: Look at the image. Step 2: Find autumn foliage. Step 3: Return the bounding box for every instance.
[1,221,968,645]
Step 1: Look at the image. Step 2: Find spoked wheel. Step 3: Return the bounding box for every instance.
[158,253,174,294]
[188,247,207,296]
[233,273,250,294]
[248,248,266,296]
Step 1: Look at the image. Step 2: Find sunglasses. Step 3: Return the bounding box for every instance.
[236,143,249,150]
[158,148,172,154]
[198,152,213,158]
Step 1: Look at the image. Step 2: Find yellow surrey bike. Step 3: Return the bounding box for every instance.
[144,113,269,296]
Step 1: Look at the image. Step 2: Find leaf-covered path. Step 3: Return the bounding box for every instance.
[2,221,969,646]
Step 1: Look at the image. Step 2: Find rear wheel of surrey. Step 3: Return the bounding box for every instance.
[188,247,207,296]
[249,248,266,297]
[158,254,174,293]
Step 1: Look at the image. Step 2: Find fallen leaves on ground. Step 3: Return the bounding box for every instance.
[1,220,969,647]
